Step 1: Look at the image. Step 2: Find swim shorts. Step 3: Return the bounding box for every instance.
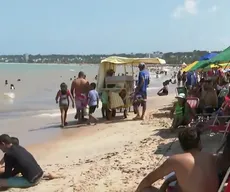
[89,106,97,114]
[133,92,147,107]
[75,94,87,109]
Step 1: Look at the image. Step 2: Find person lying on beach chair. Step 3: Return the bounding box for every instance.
[169,93,194,131]
[135,128,219,192]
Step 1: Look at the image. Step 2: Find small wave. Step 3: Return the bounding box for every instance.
[69,69,75,72]
[148,87,160,90]
[3,92,15,99]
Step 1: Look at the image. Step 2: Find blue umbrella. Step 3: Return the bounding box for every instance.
[199,52,218,61]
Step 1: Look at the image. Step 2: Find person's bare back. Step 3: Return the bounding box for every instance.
[172,151,218,192]
[136,128,219,192]
[71,78,89,96]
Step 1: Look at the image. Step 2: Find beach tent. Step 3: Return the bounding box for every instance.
[191,47,230,71]
[181,61,198,72]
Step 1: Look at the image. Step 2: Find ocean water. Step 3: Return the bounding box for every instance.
[0,63,176,146]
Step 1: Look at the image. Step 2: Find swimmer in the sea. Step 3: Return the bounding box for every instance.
[10,84,15,90]
[5,80,8,85]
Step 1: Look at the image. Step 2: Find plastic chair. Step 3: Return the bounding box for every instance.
[187,97,199,109]
[176,87,187,96]
[219,167,230,192]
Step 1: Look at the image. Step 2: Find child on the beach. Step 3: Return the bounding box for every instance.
[87,82,99,125]
[55,82,74,128]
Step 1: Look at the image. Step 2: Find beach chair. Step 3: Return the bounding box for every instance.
[176,87,187,96]
[219,167,230,192]
[218,88,229,98]
[208,120,230,145]
[186,97,199,109]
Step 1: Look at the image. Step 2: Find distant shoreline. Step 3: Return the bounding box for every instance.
[0,62,180,67]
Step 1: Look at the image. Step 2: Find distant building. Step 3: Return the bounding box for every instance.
[24,54,29,62]
[146,51,163,58]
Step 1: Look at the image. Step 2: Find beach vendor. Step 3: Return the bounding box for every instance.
[133,63,150,120]
[170,93,194,131]
[135,128,218,192]
[71,71,90,123]
[0,134,44,188]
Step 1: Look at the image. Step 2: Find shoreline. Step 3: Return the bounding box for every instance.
[8,94,178,192]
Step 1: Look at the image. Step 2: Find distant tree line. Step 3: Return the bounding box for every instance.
[0,50,221,64]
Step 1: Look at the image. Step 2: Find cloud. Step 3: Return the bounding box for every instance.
[172,0,198,19]
[209,5,217,12]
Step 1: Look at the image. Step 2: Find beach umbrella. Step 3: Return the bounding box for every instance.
[199,52,218,61]
[181,61,198,72]
[191,47,230,71]
[204,63,230,70]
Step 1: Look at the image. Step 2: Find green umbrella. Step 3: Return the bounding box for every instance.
[190,46,230,71]
[190,60,207,71]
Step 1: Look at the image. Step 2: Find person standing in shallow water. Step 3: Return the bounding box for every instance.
[55,83,74,128]
[71,71,90,123]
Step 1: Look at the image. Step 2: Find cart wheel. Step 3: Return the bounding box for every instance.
[124,109,127,119]
[112,109,116,117]
[107,110,112,120]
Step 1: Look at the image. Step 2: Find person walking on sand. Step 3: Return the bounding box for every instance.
[71,71,90,123]
[55,82,74,128]
[87,82,99,125]
[133,63,150,120]
[135,128,218,192]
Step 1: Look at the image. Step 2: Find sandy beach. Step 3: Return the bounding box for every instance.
[6,95,222,192]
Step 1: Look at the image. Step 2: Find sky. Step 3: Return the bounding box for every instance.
[0,0,230,54]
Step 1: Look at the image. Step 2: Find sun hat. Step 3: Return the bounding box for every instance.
[175,93,186,99]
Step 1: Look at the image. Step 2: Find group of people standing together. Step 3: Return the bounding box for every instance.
[55,62,152,127]
[56,71,99,127]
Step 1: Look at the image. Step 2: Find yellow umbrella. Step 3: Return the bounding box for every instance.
[181,61,198,72]
[209,63,230,69]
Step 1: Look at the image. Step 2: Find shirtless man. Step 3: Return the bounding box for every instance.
[135,128,218,192]
[71,71,89,123]
[200,80,218,114]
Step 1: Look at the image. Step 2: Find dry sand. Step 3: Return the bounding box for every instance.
[7,95,223,192]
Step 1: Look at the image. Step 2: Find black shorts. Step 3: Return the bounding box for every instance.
[133,92,147,107]
[89,106,97,114]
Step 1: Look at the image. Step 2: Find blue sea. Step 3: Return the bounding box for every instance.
[0,63,176,146]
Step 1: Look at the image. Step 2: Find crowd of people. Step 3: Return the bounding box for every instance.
[168,68,230,131]
[134,68,230,191]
